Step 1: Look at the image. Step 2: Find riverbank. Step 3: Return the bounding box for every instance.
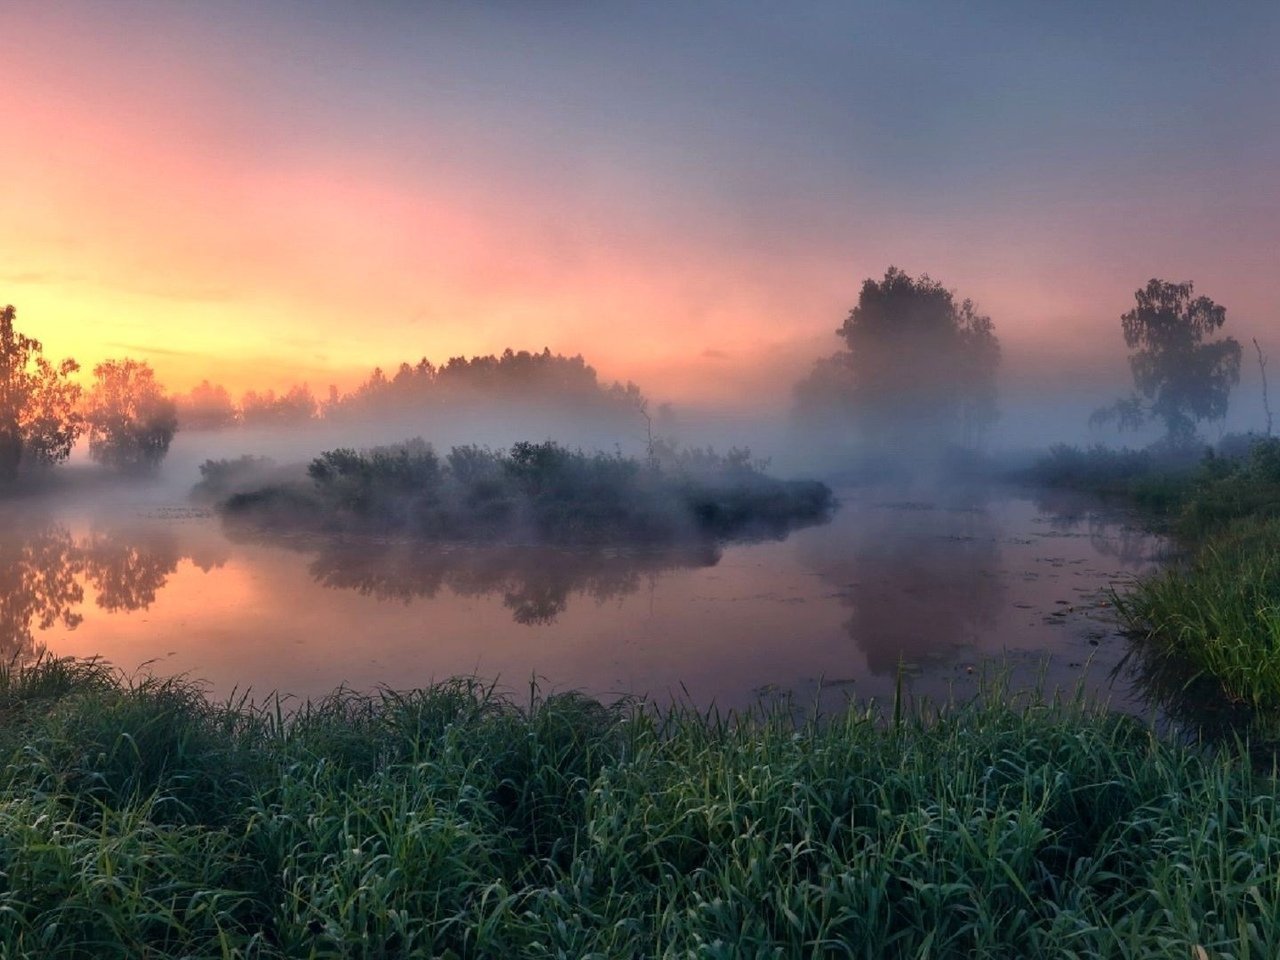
[1032,437,1280,735]
[0,657,1276,958]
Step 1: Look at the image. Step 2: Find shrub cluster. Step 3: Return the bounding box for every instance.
[213,439,835,544]
[1180,436,1280,534]
[1029,436,1280,526]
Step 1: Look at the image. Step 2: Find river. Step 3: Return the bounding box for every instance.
[0,484,1167,713]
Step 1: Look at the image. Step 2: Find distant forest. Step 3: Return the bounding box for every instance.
[176,349,647,430]
[3,262,1268,486]
[2,299,652,484]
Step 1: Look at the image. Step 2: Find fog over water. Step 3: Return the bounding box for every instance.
[3,0,1273,729]
[2,453,1168,713]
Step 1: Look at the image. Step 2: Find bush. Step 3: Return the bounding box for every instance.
[219,439,835,545]
[191,455,280,502]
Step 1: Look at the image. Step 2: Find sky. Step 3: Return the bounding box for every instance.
[2,0,1276,417]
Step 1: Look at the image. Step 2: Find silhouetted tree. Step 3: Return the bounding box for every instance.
[175,379,237,430]
[1093,279,1241,444]
[795,268,1000,452]
[240,384,318,426]
[0,304,83,482]
[85,359,178,471]
[329,348,645,422]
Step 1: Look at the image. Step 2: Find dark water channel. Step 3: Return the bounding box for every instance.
[0,486,1167,713]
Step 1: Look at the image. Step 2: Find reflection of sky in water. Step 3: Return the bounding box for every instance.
[3,488,1166,712]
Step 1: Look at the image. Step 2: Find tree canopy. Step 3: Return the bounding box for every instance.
[795,267,1000,453]
[240,384,318,427]
[85,359,179,472]
[1093,279,1241,443]
[174,380,237,430]
[0,305,83,482]
[331,348,645,419]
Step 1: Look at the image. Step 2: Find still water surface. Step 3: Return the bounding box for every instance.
[1,486,1166,713]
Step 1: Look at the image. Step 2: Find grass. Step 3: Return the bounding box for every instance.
[1027,436,1280,533]
[1115,515,1280,730]
[1033,437,1280,731]
[1022,443,1199,519]
[0,658,1279,957]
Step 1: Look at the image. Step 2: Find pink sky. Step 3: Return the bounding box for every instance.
[2,1,1275,411]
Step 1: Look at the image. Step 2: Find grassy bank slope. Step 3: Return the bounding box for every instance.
[1032,437,1280,729]
[0,659,1277,958]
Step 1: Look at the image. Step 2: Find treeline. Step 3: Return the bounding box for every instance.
[0,306,177,481]
[1,301,652,487]
[9,264,1266,485]
[175,348,646,431]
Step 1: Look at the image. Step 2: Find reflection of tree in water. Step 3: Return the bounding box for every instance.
[80,528,182,612]
[0,523,85,663]
[308,542,721,625]
[799,492,1005,675]
[1031,490,1166,567]
[0,519,221,664]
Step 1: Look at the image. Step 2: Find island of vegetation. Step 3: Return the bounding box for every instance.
[204,439,836,545]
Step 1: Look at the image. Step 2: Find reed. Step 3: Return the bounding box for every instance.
[0,659,1276,958]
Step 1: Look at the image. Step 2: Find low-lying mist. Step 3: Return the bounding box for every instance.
[204,437,835,547]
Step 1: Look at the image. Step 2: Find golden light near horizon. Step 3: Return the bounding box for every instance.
[2,5,1280,953]
[1,0,1275,414]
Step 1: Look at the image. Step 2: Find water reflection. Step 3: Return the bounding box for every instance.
[0,516,227,663]
[80,529,182,613]
[798,491,1005,675]
[0,523,85,662]
[1031,489,1169,566]
[0,488,1176,714]
[1117,631,1280,756]
[308,541,722,625]
[1118,639,1247,741]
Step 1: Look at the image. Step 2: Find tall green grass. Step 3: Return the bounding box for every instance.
[0,658,1277,957]
[1115,516,1280,725]
[1029,437,1280,730]
[1094,438,1280,731]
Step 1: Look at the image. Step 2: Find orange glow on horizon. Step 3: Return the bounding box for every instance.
[2,2,1274,413]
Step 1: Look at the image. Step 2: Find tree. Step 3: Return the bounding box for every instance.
[174,380,237,430]
[0,304,84,482]
[85,359,178,471]
[795,267,1000,452]
[1093,279,1241,443]
[240,384,318,426]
